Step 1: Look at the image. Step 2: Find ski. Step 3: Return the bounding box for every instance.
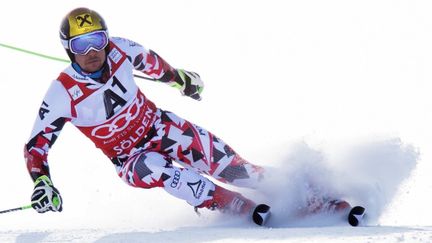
[348,206,366,226]
[252,204,271,226]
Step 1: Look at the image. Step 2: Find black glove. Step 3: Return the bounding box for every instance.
[175,69,204,100]
[31,175,63,213]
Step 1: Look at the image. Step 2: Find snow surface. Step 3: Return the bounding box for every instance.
[1,0,432,242]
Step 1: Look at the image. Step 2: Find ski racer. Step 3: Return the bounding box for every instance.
[24,7,271,225]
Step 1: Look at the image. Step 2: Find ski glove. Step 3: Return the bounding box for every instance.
[31,175,63,213]
[175,69,204,101]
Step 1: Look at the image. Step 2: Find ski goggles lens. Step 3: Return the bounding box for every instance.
[69,31,108,55]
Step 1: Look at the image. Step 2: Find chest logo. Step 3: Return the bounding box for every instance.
[109,48,122,64]
[68,85,84,100]
[91,94,144,139]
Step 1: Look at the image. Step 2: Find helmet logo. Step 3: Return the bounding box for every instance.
[75,13,93,28]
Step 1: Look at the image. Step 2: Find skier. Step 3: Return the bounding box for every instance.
[25,7,366,227]
[24,7,271,225]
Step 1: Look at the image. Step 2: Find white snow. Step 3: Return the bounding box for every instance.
[1,0,432,242]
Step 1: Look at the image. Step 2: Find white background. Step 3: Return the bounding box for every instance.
[1,0,432,242]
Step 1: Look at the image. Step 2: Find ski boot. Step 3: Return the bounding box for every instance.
[322,199,352,213]
[321,199,366,226]
[305,197,366,227]
[197,185,271,226]
[305,197,351,214]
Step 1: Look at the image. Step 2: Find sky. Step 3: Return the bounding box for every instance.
[1,0,432,241]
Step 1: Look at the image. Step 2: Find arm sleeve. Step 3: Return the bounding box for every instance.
[113,37,184,88]
[24,80,72,181]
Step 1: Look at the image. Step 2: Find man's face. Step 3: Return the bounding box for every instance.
[74,49,106,73]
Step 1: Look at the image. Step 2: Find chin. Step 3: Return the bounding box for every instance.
[86,63,103,72]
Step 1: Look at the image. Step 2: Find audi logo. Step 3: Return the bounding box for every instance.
[91,94,145,139]
[170,170,181,188]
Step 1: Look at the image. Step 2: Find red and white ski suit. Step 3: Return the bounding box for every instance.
[24,37,264,213]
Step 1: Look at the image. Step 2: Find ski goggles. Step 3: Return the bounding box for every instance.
[68,30,109,55]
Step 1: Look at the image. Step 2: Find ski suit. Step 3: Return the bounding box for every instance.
[24,37,264,213]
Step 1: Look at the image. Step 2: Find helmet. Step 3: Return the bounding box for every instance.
[59,7,109,61]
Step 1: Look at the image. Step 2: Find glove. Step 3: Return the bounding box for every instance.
[176,69,204,101]
[31,175,63,213]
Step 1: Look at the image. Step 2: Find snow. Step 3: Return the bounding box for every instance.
[1,0,432,242]
[3,226,432,242]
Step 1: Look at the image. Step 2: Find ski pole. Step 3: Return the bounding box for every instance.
[133,74,157,81]
[0,205,32,214]
[0,43,69,63]
[1,42,160,82]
